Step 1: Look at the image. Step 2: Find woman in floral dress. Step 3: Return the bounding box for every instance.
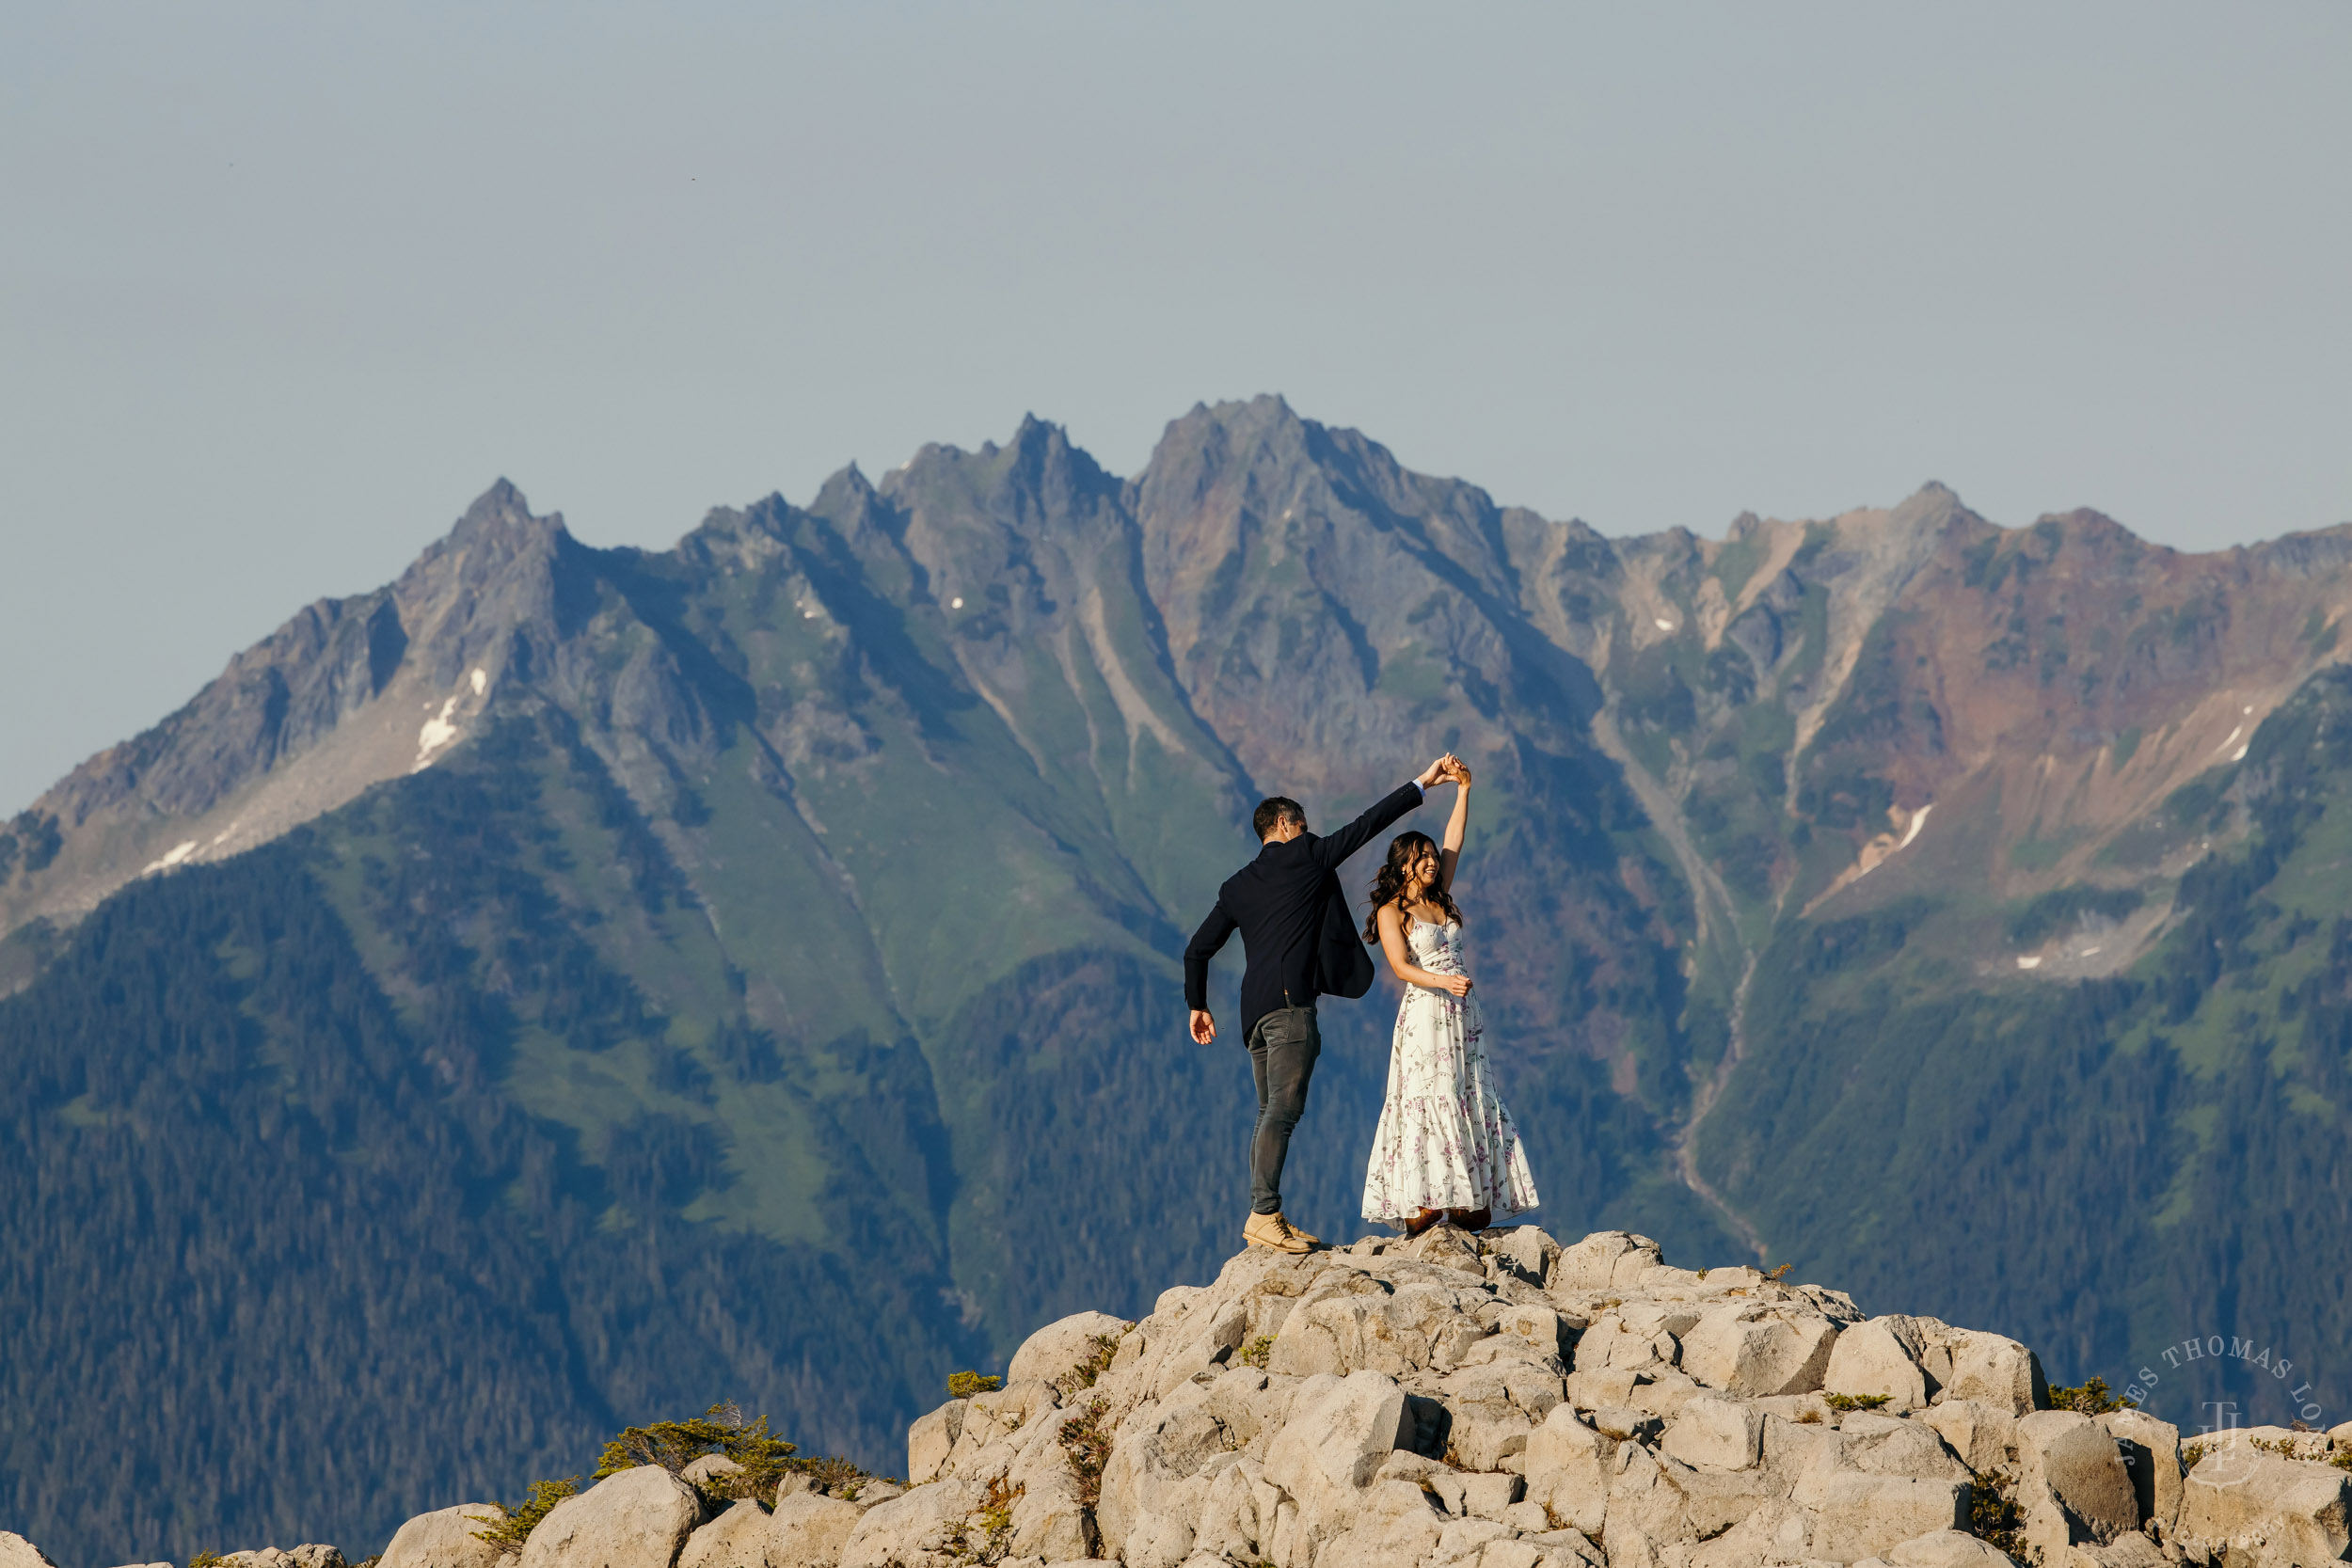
[1359,760,1540,1237]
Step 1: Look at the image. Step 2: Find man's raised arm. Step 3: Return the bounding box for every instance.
[1312,755,1454,868]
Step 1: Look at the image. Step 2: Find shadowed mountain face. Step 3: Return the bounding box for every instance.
[6,397,2352,1560]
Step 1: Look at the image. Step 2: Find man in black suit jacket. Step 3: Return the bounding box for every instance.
[1184,755,1458,1254]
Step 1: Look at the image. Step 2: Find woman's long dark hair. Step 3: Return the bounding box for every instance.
[1362,831,1463,942]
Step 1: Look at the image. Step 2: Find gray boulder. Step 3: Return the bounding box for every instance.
[1094,1399,1230,1565]
[377,1506,507,1568]
[2178,1441,2352,1564]
[677,1455,739,1489]
[2013,1408,2137,1556]
[1679,1304,1838,1396]
[2097,1407,2184,1537]
[0,1536,54,1568]
[1007,1309,1129,1388]
[1824,1317,1931,1411]
[1916,1398,2020,1475]
[1604,1441,1699,1558]
[1837,1413,1969,1483]
[905,1400,964,1486]
[1521,1405,1616,1536]
[1547,1230,1662,1292]
[223,1549,345,1568]
[1883,1529,2019,1566]
[1937,1329,2046,1416]
[766,1491,866,1568]
[1303,1477,1447,1568]
[1261,1369,1412,1550]
[1792,1470,1970,1563]
[2073,1532,2171,1566]
[1570,1310,1677,1375]
[673,1501,766,1568]
[999,1406,1100,1562]
[1485,1226,1562,1288]
[942,1379,1061,1477]
[516,1466,704,1568]
[1661,1395,1764,1471]
[835,1479,987,1568]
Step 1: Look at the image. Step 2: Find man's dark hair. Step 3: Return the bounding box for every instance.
[1253,797,1307,842]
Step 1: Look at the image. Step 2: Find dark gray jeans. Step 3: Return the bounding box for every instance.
[1245,1006,1321,1216]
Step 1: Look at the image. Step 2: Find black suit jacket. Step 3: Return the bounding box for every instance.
[1184,781,1426,1040]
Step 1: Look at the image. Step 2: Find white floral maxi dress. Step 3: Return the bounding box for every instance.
[1361,918,1541,1225]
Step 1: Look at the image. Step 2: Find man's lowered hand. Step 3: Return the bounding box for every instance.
[1190,1008,1217,1045]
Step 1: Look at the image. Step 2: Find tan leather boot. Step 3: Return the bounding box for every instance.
[1243,1211,1314,1254]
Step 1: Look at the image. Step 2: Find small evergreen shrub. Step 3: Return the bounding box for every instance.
[469,1477,581,1548]
[1238,1336,1274,1370]
[947,1371,1003,1400]
[1968,1467,2026,1558]
[595,1402,800,1502]
[2046,1376,2135,1414]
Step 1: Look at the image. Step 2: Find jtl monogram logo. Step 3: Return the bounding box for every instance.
[2123,1334,2323,1430]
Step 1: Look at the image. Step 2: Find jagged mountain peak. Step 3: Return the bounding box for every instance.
[20,404,2352,1561]
[20,404,2341,960]
[419,477,569,568]
[457,474,540,527]
[0,481,605,940]
[1884,478,1970,526]
[881,413,1120,530]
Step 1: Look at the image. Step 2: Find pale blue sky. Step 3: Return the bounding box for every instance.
[4,2,2347,813]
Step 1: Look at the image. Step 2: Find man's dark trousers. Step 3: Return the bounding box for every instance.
[1246,1005,1321,1216]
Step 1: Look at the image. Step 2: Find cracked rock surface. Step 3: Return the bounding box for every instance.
[50,1228,2352,1568]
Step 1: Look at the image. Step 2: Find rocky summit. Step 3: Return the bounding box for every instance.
[28,1228,2352,1568]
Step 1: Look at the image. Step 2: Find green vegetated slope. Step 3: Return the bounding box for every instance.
[1700,666,2352,1435]
[6,396,2352,1560]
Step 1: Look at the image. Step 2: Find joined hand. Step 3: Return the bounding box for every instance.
[1424,753,1471,787]
[1420,752,1471,790]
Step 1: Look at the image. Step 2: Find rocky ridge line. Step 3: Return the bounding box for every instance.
[20,1228,2352,1568]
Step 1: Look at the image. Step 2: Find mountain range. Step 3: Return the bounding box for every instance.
[5,396,2349,1562]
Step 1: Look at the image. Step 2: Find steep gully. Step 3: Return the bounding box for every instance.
[1586,706,1767,1263]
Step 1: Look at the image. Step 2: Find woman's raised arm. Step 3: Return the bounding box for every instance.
[1437,770,1470,895]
